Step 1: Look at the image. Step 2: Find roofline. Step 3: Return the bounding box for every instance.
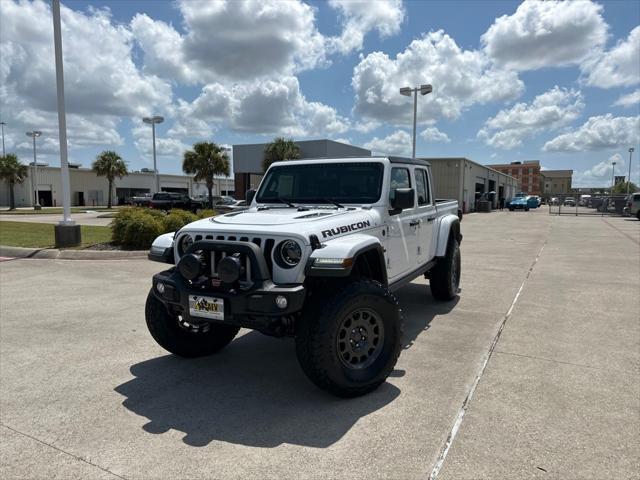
[424,157,518,180]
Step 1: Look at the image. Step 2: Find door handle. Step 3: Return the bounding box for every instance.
[409,220,421,227]
[427,216,435,222]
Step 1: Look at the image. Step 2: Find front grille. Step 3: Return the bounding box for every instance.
[191,233,277,284]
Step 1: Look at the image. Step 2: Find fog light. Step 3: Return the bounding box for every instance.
[156,282,165,294]
[275,295,288,309]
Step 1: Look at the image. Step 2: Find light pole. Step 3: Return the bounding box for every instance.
[142,115,164,193]
[627,147,634,197]
[400,84,432,158]
[0,121,6,157]
[26,131,42,210]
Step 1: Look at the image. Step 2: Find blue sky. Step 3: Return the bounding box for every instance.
[1,0,639,186]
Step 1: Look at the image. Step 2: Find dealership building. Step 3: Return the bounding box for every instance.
[0,165,234,208]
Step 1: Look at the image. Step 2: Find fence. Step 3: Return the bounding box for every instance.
[547,195,628,216]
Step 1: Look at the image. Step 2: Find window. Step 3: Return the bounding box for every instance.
[389,167,411,203]
[415,169,431,205]
[256,162,384,204]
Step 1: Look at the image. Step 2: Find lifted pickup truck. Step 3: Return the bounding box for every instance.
[147,157,462,397]
[149,192,206,213]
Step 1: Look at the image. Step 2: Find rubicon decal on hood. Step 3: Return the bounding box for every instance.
[321,220,371,238]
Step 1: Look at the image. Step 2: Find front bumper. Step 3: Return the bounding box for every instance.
[150,238,306,330]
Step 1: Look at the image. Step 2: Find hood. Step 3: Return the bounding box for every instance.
[181,207,382,243]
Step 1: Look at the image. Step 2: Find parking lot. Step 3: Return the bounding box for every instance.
[1,209,638,479]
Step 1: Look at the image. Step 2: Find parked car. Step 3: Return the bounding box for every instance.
[131,193,152,207]
[509,197,530,211]
[623,193,640,220]
[147,155,462,397]
[564,197,576,207]
[550,197,559,205]
[527,196,541,208]
[149,192,206,213]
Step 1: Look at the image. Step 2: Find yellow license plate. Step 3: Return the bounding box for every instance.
[189,295,224,320]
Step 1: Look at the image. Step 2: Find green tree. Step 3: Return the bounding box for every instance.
[263,137,300,172]
[92,151,128,208]
[612,181,638,194]
[183,142,230,208]
[0,154,28,210]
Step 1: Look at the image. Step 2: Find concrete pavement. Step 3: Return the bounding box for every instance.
[0,210,638,479]
[0,211,113,226]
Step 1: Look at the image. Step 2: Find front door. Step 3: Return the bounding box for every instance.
[386,167,419,282]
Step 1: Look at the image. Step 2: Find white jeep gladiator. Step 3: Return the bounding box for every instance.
[146,156,462,397]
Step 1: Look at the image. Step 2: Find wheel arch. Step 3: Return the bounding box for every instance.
[435,215,462,257]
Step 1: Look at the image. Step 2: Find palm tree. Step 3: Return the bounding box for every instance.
[183,142,230,208]
[92,151,128,208]
[0,154,28,210]
[263,137,300,172]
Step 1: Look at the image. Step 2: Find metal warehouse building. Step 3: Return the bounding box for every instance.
[0,166,234,208]
[425,157,519,213]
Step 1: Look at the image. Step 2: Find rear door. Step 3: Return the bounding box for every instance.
[414,167,437,262]
[386,166,419,281]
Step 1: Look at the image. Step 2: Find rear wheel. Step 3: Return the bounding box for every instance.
[429,236,461,301]
[145,289,239,358]
[637,210,640,221]
[296,280,403,397]
[525,206,530,211]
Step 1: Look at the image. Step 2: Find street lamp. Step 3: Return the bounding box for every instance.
[142,115,164,193]
[0,121,6,156]
[627,147,634,197]
[400,84,432,158]
[26,131,42,210]
[611,160,617,199]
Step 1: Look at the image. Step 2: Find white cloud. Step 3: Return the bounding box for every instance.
[612,90,640,108]
[132,0,327,84]
[573,154,625,186]
[0,0,171,161]
[353,119,382,133]
[132,124,190,165]
[581,26,640,88]
[165,77,349,139]
[364,130,412,156]
[478,86,584,149]
[328,0,405,54]
[420,127,450,143]
[543,114,640,152]
[481,0,607,71]
[352,30,524,126]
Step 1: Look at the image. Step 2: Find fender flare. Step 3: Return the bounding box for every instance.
[435,215,462,258]
[305,233,387,285]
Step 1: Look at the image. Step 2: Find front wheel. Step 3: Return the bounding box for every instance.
[296,280,403,397]
[525,206,530,211]
[145,289,239,358]
[429,237,461,301]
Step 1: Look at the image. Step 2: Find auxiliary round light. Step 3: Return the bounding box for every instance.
[275,295,288,309]
[178,233,194,255]
[156,282,165,294]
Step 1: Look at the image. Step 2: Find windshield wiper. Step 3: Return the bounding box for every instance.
[276,197,297,208]
[321,198,345,209]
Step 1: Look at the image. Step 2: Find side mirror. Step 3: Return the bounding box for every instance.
[246,189,256,204]
[391,188,415,212]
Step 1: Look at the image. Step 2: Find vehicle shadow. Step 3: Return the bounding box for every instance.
[114,282,458,448]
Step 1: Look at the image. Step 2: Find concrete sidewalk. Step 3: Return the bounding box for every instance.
[439,215,640,479]
[0,211,113,226]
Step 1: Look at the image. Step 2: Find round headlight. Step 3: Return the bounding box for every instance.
[279,240,302,267]
[178,233,194,255]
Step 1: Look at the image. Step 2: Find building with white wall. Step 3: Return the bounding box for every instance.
[0,166,234,208]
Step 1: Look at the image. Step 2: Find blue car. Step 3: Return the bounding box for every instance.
[508,197,530,211]
[527,195,541,208]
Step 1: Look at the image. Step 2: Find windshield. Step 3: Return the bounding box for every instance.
[256,162,384,205]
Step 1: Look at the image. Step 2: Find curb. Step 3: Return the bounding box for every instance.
[0,245,147,260]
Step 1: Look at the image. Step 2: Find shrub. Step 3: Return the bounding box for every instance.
[111,207,164,249]
[197,209,218,219]
[164,209,197,233]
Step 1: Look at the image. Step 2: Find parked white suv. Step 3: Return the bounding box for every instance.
[624,193,640,220]
[146,157,462,397]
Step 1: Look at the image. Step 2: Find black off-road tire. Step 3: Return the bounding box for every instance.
[429,236,461,301]
[145,289,239,358]
[525,206,530,211]
[295,279,403,398]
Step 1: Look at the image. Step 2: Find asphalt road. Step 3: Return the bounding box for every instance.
[1,210,638,479]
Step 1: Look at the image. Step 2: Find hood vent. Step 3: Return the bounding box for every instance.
[294,212,333,219]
